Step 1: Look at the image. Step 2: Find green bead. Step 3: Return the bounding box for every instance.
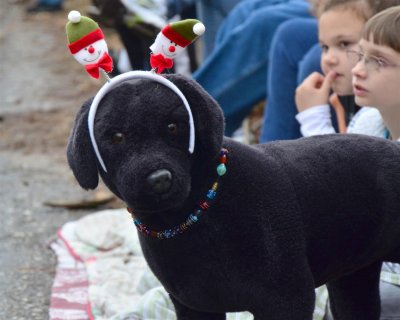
[217,163,227,176]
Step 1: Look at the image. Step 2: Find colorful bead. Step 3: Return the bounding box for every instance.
[207,189,217,200]
[217,163,226,176]
[220,154,227,164]
[199,201,210,210]
[133,148,228,239]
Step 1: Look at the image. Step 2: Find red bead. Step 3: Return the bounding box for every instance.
[199,201,210,210]
[220,154,227,164]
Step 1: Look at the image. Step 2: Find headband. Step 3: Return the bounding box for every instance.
[88,70,195,173]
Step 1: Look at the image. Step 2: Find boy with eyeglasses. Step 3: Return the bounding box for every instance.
[351,6,400,141]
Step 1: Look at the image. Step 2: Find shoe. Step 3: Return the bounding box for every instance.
[27,3,62,13]
[120,0,167,29]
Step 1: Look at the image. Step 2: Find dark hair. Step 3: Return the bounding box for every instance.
[362,5,400,53]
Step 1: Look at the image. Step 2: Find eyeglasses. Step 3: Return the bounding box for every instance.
[346,49,398,71]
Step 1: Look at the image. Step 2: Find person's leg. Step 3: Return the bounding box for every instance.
[260,19,319,142]
[166,0,197,18]
[27,0,62,11]
[195,0,243,57]
[39,0,62,5]
[297,43,322,83]
[115,22,154,71]
[216,0,287,45]
[194,0,311,136]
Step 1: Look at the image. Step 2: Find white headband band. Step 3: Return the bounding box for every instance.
[88,70,195,173]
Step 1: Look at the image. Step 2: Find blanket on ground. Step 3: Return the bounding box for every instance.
[49,209,327,320]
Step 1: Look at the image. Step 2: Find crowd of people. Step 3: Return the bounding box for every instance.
[27,0,400,318]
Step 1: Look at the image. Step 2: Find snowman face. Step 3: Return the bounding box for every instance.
[73,39,108,65]
[150,33,185,59]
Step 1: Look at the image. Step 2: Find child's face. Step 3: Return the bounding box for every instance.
[319,8,365,95]
[352,38,400,112]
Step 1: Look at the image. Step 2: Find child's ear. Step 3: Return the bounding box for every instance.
[66,98,99,190]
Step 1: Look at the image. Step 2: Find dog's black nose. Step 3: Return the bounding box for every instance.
[146,169,172,194]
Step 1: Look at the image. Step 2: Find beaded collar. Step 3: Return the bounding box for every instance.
[128,148,228,240]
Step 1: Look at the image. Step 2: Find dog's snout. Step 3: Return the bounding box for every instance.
[146,169,172,194]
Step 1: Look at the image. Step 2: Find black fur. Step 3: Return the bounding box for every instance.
[67,74,400,320]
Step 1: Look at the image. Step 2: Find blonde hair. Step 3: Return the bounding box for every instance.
[362,5,400,53]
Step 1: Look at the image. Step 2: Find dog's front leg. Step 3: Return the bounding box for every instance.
[170,294,226,320]
[250,273,316,320]
[251,293,315,320]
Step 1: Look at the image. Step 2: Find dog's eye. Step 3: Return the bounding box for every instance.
[112,132,125,144]
[167,123,178,134]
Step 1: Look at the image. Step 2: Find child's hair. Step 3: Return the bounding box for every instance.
[316,0,373,20]
[362,5,400,53]
[315,0,400,20]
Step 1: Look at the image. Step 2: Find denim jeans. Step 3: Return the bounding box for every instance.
[39,0,62,5]
[193,0,311,136]
[260,18,321,142]
[167,0,243,58]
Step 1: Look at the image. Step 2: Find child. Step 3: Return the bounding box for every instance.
[294,0,400,137]
[295,2,400,319]
[351,6,400,141]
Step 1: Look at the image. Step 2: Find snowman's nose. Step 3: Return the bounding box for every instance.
[168,45,176,53]
[88,46,95,54]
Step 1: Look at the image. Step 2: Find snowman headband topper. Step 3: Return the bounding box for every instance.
[65,11,205,172]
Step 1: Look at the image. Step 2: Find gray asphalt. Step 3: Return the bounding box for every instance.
[0,152,89,320]
[0,1,111,318]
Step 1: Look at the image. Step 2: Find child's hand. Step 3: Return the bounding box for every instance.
[295,71,335,112]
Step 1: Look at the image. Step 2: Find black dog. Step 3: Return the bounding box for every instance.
[67,74,400,319]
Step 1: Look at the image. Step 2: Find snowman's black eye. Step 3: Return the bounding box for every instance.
[112,132,125,144]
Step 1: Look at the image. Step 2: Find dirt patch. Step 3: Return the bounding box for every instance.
[0,0,122,155]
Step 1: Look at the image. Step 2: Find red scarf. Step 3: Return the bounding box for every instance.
[150,54,174,74]
[85,52,113,79]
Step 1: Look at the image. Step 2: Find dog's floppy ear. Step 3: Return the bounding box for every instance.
[166,74,224,159]
[66,97,99,190]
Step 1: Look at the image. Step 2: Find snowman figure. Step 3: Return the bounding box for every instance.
[150,19,205,74]
[66,11,113,79]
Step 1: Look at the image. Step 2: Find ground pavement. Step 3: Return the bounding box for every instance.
[0,1,122,318]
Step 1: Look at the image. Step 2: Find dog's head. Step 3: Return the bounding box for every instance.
[67,73,224,214]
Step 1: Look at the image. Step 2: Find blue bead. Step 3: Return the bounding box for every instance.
[207,189,217,200]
